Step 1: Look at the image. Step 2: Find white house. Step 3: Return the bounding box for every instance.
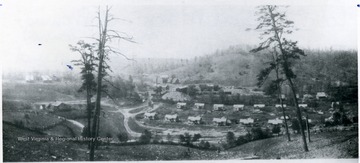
[275,104,286,108]
[281,94,286,99]
[254,104,265,108]
[177,102,187,109]
[188,116,202,124]
[298,104,308,108]
[194,103,205,109]
[25,75,35,83]
[213,104,225,111]
[316,92,327,99]
[268,118,283,125]
[240,118,254,125]
[164,114,178,122]
[280,115,290,120]
[213,117,227,126]
[41,75,52,83]
[233,104,244,111]
[144,112,157,120]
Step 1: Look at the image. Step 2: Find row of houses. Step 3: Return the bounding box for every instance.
[143,112,295,126]
[176,102,309,111]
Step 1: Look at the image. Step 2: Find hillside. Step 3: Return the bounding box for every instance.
[228,130,358,159]
[4,122,357,161]
[114,45,357,92]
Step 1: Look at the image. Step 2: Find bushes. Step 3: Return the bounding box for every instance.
[139,130,152,144]
[192,134,202,142]
[251,127,271,140]
[226,132,236,147]
[198,140,211,149]
[272,125,281,136]
[179,133,192,145]
[117,133,129,143]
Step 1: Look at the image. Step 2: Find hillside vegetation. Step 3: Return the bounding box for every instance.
[121,45,356,92]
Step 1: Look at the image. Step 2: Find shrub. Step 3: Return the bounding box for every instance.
[166,133,173,142]
[251,127,271,140]
[81,125,90,137]
[179,133,192,145]
[192,133,202,142]
[139,130,152,144]
[117,133,129,143]
[272,125,281,135]
[226,131,236,147]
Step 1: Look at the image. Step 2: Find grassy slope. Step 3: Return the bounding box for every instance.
[228,131,358,159]
[3,122,358,161]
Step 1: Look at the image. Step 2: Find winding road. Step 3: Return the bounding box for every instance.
[35,97,164,138]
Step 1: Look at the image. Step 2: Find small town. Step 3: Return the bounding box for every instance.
[2,1,358,162]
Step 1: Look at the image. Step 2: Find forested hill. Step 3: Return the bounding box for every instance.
[111,45,357,91]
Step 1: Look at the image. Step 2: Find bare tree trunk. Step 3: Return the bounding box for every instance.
[278,88,291,141]
[90,7,109,161]
[95,113,100,149]
[305,112,311,142]
[86,86,92,149]
[275,61,291,141]
[287,78,309,151]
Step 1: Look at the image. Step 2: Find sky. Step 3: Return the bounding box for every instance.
[0,0,357,73]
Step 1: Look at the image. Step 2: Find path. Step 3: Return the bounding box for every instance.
[35,97,171,138]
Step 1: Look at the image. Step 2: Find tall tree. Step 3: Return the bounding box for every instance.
[69,40,97,148]
[89,6,135,160]
[250,5,308,151]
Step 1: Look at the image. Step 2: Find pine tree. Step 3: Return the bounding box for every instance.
[69,40,97,149]
[250,5,308,152]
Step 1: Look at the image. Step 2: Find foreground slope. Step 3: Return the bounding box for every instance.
[3,122,358,161]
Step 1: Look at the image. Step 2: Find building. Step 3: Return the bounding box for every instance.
[275,104,286,108]
[48,102,71,111]
[25,75,35,83]
[298,104,308,108]
[144,112,157,120]
[233,104,244,111]
[188,116,202,124]
[254,104,265,108]
[268,118,283,125]
[316,92,327,100]
[164,114,178,122]
[213,117,227,126]
[176,102,187,109]
[41,75,52,83]
[213,104,225,111]
[302,94,314,101]
[160,75,169,84]
[280,115,290,120]
[194,103,205,109]
[240,118,254,125]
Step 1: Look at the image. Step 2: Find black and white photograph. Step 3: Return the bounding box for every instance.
[1,0,358,162]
